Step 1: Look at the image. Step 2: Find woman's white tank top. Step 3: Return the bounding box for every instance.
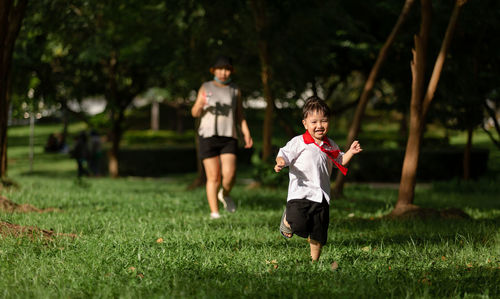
[198,81,238,139]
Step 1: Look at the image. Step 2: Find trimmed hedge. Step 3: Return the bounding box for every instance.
[115,147,254,177]
[109,147,488,181]
[346,148,489,182]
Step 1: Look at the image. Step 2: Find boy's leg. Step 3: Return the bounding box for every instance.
[309,200,329,261]
[281,212,292,238]
[203,156,221,213]
[285,200,311,239]
[309,238,322,261]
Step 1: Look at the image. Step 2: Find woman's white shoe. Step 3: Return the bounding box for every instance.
[217,189,236,213]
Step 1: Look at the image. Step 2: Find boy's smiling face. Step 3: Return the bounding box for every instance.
[302,110,329,143]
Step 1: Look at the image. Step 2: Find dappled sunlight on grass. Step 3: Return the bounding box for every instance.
[1,173,498,298]
[2,123,498,297]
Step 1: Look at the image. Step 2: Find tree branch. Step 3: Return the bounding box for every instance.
[421,0,467,118]
[483,100,500,139]
[481,123,500,149]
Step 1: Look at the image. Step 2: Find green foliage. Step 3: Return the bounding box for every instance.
[250,154,288,188]
[88,112,110,133]
[122,130,196,146]
[431,0,500,136]
[9,0,500,179]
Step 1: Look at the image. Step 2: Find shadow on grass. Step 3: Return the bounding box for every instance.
[196,210,499,249]
[236,192,286,210]
[19,170,77,178]
[7,136,48,147]
[329,218,499,247]
[126,245,498,298]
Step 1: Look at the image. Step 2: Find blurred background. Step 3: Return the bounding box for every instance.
[2,0,499,188]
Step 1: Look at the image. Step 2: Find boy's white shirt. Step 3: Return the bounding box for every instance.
[277,135,344,205]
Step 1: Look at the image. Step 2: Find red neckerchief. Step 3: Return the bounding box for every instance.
[302,130,348,176]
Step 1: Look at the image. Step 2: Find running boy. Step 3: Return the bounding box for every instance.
[274,96,362,261]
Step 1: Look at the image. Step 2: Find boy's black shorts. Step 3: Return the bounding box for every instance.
[286,198,330,245]
[199,135,238,160]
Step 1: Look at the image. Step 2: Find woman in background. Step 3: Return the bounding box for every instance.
[191,56,253,219]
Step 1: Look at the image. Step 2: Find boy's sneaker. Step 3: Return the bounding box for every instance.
[217,189,236,213]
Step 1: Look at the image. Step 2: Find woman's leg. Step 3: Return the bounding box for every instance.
[203,156,221,213]
[219,153,237,195]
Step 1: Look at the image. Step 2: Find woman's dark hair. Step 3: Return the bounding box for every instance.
[210,55,233,73]
[302,96,331,119]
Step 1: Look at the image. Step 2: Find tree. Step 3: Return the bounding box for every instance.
[0,0,28,180]
[434,0,500,179]
[483,97,500,149]
[28,0,180,177]
[333,0,416,197]
[11,1,93,149]
[249,0,274,161]
[246,0,380,161]
[392,0,467,215]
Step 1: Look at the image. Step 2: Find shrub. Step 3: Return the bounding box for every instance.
[102,146,254,177]
[346,148,489,182]
[122,130,196,146]
[250,154,289,188]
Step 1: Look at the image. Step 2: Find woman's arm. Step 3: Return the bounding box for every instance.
[191,85,206,118]
[236,89,253,148]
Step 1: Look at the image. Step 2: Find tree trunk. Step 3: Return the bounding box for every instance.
[102,49,142,178]
[463,127,473,180]
[0,75,9,178]
[188,118,206,190]
[59,101,69,147]
[108,108,124,178]
[395,116,424,210]
[260,47,274,161]
[250,0,274,161]
[0,0,28,179]
[151,101,159,131]
[393,0,432,213]
[333,0,416,197]
[104,51,123,178]
[421,0,466,118]
[175,104,184,134]
[187,132,206,190]
[393,0,466,215]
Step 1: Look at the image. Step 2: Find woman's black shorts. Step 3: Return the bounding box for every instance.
[285,198,330,245]
[198,135,238,160]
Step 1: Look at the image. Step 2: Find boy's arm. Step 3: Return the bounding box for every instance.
[274,156,286,172]
[341,140,362,165]
[274,137,300,172]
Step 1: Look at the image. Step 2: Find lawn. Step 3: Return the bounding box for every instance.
[0,123,499,298]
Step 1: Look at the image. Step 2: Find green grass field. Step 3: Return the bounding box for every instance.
[1,123,499,298]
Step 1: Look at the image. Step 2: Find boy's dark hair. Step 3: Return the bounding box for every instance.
[302,96,331,119]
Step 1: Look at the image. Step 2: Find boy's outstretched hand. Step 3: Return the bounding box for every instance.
[274,157,286,173]
[341,141,363,166]
[349,140,363,154]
